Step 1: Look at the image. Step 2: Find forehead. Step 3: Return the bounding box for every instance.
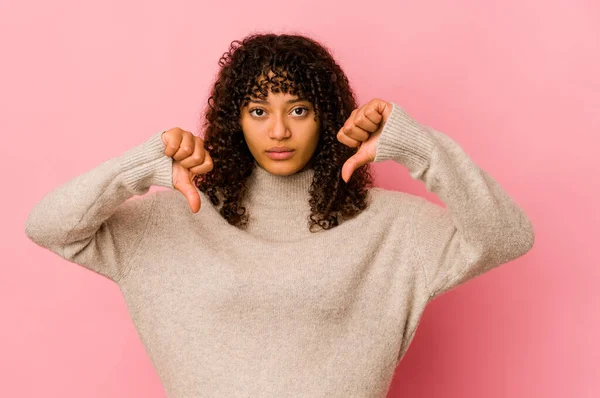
[250,68,300,97]
[248,91,306,104]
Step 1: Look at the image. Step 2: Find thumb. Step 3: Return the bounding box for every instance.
[184,183,201,213]
[341,150,371,183]
[174,173,201,213]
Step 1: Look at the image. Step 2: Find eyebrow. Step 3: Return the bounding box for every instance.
[248,98,307,105]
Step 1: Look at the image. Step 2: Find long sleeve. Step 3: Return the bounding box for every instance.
[374,102,535,300]
[25,130,173,283]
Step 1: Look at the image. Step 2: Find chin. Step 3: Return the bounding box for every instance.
[258,158,307,176]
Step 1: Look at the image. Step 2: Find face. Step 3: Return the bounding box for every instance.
[240,90,320,176]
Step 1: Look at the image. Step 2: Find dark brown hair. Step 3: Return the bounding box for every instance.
[194,32,374,232]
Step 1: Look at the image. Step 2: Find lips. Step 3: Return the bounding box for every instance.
[265,150,295,160]
[266,148,294,152]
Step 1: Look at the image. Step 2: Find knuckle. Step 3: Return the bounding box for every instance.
[192,152,204,162]
[168,127,183,137]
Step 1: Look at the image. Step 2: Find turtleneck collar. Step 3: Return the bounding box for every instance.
[243,162,315,210]
[238,162,316,241]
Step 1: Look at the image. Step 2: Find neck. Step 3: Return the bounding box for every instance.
[244,162,315,210]
[240,162,316,240]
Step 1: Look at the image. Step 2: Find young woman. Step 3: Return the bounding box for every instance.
[25,32,535,397]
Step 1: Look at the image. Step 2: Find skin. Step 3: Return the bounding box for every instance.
[240,91,321,176]
[161,127,213,213]
[337,98,392,182]
[161,96,392,213]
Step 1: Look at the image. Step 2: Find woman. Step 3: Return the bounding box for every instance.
[25,32,535,397]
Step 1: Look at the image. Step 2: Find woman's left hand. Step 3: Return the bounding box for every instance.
[337,98,393,183]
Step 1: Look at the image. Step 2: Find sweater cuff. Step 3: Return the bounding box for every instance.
[373,102,436,172]
[119,130,173,193]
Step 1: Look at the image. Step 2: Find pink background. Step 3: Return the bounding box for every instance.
[2,0,598,397]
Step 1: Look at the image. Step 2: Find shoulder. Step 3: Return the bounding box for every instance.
[152,187,209,205]
[149,188,214,216]
[367,186,429,209]
[152,188,184,207]
[367,187,445,220]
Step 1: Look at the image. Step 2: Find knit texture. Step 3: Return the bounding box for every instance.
[25,102,535,397]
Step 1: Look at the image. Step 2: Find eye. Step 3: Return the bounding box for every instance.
[248,106,309,118]
[249,108,265,117]
[292,107,309,116]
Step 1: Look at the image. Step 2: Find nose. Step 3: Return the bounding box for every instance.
[268,114,291,140]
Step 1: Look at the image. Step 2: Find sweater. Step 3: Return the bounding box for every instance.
[25,102,535,397]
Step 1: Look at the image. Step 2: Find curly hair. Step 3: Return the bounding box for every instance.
[194,32,374,232]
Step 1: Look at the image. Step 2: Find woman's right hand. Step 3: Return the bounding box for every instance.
[161,128,213,213]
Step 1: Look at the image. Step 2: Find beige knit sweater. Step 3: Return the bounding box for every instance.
[25,102,535,397]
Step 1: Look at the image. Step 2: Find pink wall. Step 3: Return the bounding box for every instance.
[3,0,598,397]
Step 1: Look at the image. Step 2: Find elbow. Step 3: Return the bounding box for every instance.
[481,211,535,266]
[24,206,53,248]
[502,212,536,262]
[25,209,44,246]
[24,210,66,258]
[520,214,536,255]
[25,208,39,242]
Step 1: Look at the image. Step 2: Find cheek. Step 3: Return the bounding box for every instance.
[240,121,258,146]
[242,131,264,156]
[243,134,258,150]
[307,125,320,145]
